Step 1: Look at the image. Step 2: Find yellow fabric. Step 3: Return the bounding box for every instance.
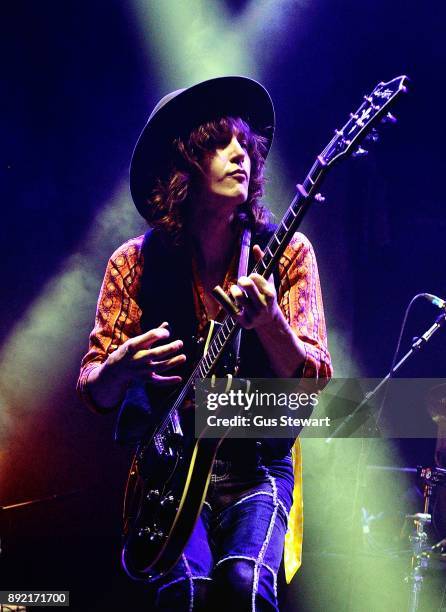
[284,438,303,583]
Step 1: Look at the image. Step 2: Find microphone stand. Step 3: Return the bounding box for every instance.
[326,312,446,443]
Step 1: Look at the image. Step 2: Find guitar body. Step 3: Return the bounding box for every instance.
[121,320,232,581]
[122,428,221,581]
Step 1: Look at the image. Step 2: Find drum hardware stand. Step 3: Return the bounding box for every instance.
[405,466,446,612]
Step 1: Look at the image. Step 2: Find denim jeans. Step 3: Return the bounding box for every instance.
[151,449,294,611]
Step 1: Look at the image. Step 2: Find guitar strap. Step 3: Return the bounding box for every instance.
[232,227,251,369]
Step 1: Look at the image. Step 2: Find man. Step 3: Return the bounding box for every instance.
[77,76,332,610]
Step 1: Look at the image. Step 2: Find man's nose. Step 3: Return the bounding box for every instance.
[228,136,246,162]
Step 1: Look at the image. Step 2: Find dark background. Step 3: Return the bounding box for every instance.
[1,1,445,610]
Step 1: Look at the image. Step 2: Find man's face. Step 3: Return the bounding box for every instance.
[200,130,251,207]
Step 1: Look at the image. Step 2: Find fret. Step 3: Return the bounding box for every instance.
[221,320,235,344]
[302,179,313,194]
[276,226,286,241]
[273,233,281,245]
[220,330,227,345]
[207,344,215,361]
[283,216,295,232]
[281,220,289,232]
[289,208,300,223]
[217,339,225,355]
[257,257,267,271]
[285,212,295,225]
[252,262,261,276]
[202,360,210,377]
[200,357,207,375]
[221,327,230,345]
[266,245,274,258]
[223,319,232,335]
[214,334,223,350]
[209,344,218,360]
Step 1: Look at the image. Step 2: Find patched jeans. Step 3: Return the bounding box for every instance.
[151,451,294,611]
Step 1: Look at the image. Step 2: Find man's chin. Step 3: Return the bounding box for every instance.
[215,192,248,207]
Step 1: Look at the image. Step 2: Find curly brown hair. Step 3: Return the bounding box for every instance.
[145,117,271,243]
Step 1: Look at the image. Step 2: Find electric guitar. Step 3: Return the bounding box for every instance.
[121,75,409,581]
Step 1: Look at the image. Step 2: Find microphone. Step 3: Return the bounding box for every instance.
[422,293,446,310]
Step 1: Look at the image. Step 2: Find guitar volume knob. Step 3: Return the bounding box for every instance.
[137,527,151,537]
[146,489,160,500]
[160,495,176,507]
[149,529,165,542]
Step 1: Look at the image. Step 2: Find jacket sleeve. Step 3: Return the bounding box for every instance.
[76,236,144,412]
[278,232,333,381]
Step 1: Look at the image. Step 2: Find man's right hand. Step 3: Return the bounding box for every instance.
[86,322,186,411]
[104,321,186,387]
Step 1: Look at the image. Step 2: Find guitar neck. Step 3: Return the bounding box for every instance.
[252,161,326,280]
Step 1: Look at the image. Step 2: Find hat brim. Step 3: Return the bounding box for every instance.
[130,76,275,219]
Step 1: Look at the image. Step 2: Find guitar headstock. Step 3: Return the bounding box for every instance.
[321,75,409,168]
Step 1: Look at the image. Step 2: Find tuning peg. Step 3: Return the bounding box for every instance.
[365,128,379,143]
[352,146,368,158]
[381,112,397,124]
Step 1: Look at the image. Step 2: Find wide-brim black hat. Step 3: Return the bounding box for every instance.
[129,76,275,219]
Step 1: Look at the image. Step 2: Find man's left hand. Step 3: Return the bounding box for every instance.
[229,244,280,330]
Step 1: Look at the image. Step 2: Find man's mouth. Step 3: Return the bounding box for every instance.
[227,170,247,180]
